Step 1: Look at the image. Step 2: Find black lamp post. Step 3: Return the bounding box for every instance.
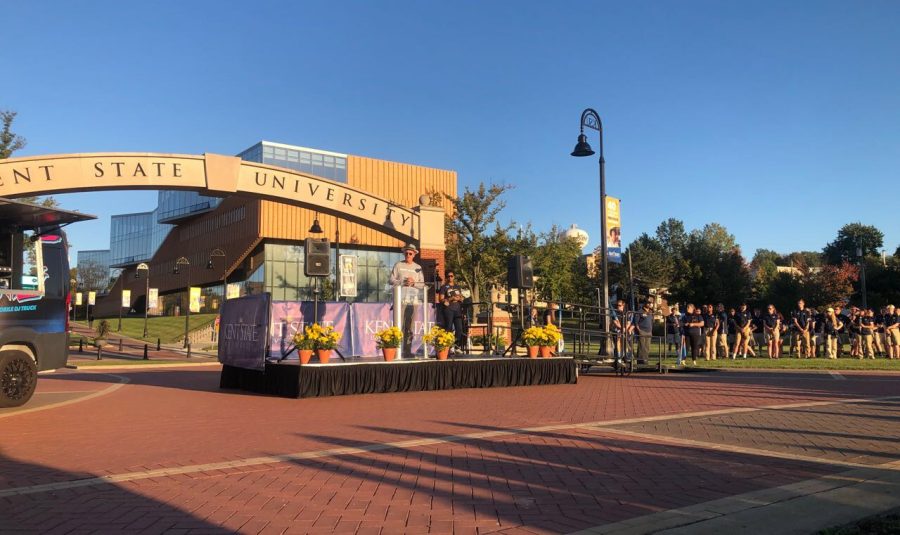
[136,263,150,338]
[856,241,868,310]
[116,270,125,332]
[207,248,226,304]
[174,256,191,348]
[571,108,610,356]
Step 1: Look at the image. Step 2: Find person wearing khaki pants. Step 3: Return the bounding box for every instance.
[703,304,717,360]
[792,299,813,358]
[732,303,752,359]
[859,309,876,359]
[823,307,843,359]
[763,305,781,358]
[716,304,729,359]
[886,305,900,359]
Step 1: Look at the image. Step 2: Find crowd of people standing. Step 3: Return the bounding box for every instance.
[662,299,900,365]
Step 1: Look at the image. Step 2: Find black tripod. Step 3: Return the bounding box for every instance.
[502,292,526,357]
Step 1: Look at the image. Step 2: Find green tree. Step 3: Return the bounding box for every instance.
[655,218,687,258]
[750,248,782,299]
[531,226,585,304]
[805,262,858,309]
[865,256,900,309]
[627,233,674,296]
[787,251,823,269]
[0,110,26,159]
[766,272,804,314]
[444,183,515,307]
[823,223,884,265]
[668,223,751,305]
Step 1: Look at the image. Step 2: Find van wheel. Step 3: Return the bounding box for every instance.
[0,351,38,408]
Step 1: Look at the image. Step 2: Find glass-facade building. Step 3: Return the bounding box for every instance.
[238,141,348,182]
[109,209,171,267]
[76,249,113,291]
[157,190,222,223]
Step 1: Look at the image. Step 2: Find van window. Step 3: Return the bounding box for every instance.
[0,230,46,294]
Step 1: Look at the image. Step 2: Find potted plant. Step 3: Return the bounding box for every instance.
[292,327,316,364]
[306,323,341,363]
[423,326,455,360]
[374,326,403,361]
[95,319,111,347]
[541,324,561,358]
[522,326,544,358]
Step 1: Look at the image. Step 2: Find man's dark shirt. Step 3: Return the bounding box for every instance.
[860,316,875,335]
[736,310,752,329]
[763,313,779,330]
[439,283,463,312]
[684,312,703,335]
[717,311,729,334]
[794,309,811,331]
[752,314,764,332]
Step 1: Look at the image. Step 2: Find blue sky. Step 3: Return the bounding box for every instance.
[4,0,899,261]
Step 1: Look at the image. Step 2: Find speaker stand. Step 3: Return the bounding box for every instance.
[313,277,320,324]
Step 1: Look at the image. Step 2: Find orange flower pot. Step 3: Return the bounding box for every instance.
[316,349,332,364]
[526,346,539,358]
[437,348,450,360]
[299,349,313,364]
[539,346,553,358]
[382,347,397,362]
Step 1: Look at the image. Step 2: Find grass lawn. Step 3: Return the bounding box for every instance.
[567,339,900,371]
[72,314,218,344]
[678,356,900,371]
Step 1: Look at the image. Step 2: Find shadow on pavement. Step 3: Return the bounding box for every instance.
[282,420,850,532]
[0,449,228,533]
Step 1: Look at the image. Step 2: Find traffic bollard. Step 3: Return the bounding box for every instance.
[143,344,149,360]
[119,338,123,351]
[186,342,191,359]
[157,338,161,351]
[78,339,83,353]
[96,346,102,360]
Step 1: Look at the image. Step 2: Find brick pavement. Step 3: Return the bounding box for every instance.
[0,368,898,533]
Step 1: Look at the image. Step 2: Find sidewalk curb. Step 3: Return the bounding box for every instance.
[70,362,222,371]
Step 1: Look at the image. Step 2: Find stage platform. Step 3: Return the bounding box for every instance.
[220,356,578,398]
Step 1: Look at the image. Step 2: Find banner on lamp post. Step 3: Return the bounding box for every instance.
[148,288,159,311]
[226,283,240,299]
[75,292,82,306]
[121,290,131,308]
[339,255,358,297]
[189,287,201,313]
[88,291,96,306]
[605,196,622,264]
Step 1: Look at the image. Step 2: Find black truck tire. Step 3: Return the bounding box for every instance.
[0,350,38,408]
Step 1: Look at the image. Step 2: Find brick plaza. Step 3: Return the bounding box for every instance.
[1,366,898,534]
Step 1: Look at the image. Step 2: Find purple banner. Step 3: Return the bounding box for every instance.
[218,293,271,370]
[269,301,352,359]
[351,303,437,357]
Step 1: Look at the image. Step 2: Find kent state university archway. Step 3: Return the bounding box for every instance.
[0,152,446,251]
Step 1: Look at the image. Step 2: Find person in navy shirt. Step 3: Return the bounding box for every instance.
[763,305,781,358]
[886,305,899,359]
[792,299,813,358]
[732,303,753,359]
[823,307,844,359]
[702,304,718,361]
[715,304,729,359]
[859,309,876,359]
[682,303,704,365]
